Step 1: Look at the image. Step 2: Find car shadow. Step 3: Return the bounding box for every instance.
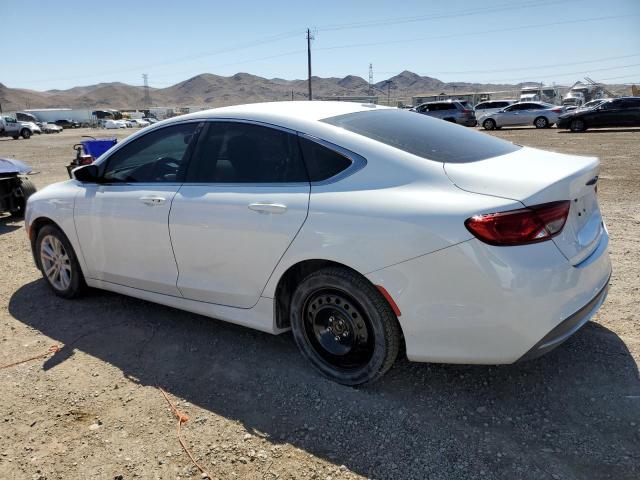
[8,280,640,480]
[557,128,640,134]
[0,214,22,235]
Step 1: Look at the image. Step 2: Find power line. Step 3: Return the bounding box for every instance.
[316,0,580,31]
[14,29,306,86]
[315,14,638,55]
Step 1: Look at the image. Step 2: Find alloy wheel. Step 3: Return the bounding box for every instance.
[40,234,72,291]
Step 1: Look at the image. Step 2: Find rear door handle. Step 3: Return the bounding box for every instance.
[140,195,166,206]
[248,202,287,214]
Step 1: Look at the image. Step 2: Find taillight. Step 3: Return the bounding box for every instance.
[79,155,94,165]
[551,108,562,113]
[461,109,472,114]
[465,201,570,246]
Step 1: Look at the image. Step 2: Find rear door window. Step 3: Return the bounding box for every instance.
[322,109,520,163]
[186,122,308,183]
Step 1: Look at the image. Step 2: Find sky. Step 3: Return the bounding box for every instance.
[2,0,639,91]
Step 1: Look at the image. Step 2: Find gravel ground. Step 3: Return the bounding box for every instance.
[0,126,639,480]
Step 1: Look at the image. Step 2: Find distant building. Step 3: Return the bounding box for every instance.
[24,108,92,123]
[412,92,481,105]
[316,96,379,104]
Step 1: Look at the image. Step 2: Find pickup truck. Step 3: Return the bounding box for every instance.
[0,115,33,139]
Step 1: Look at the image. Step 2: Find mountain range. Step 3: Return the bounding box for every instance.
[0,71,627,111]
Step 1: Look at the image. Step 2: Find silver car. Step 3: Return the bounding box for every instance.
[412,101,477,127]
[480,102,564,130]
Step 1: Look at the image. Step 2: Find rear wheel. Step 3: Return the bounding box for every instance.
[20,129,31,139]
[9,179,37,218]
[35,225,86,298]
[290,267,401,386]
[570,119,587,132]
[483,118,496,130]
[534,116,549,129]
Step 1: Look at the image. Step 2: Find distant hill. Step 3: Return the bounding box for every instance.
[0,72,632,111]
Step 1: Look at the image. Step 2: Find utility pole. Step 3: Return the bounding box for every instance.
[142,74,152,107]
[387,81,391,106]
[306,28,314,101]
[368,63,374,96]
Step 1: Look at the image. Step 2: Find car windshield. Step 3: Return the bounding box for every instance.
[322,109,520,163]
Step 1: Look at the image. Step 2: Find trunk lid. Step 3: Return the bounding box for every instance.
[444,146,603,265]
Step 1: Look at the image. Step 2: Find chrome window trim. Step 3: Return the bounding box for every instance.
[95,117,367,188]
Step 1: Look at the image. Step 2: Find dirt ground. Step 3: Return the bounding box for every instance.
[0,126,638,480]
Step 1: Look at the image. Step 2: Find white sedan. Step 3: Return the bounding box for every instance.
[480,102,564,129]
[25,102,611,385]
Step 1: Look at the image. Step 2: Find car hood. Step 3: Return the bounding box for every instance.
[0,157,33,174]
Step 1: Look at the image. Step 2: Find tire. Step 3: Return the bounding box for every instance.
[570,119,587,132]
[290,267,401,386]
[35,224,86,299]
[12,135,19,140]
[20,129,31,139]
[534,116,549,129]
[9,179,37,218]
[483,118,496,130]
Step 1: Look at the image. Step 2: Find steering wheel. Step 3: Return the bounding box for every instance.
[150,156,180,181]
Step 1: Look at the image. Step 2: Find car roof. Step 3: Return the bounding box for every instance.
[152,101,391,133]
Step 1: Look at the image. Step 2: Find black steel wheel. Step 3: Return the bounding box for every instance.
[290,267,401,386]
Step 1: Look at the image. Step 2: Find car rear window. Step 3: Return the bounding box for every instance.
[321,109,520,163]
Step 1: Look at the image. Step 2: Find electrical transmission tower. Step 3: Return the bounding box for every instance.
[368,63,374,96]
[142,74,152,107]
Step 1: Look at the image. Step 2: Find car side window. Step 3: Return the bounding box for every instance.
[186,122,308,183]
[298,136,353,182]
[102,123,198,183]
[102,123,197,183]
[601,101,621,110]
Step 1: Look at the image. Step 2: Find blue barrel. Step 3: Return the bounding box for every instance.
[81,138,117,159]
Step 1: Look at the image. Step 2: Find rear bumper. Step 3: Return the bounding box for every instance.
[366,230,611,364]
[517,276,609,361]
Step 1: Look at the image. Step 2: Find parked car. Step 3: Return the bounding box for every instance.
[55,119,80,129]
[121,119,134,128]
[0,157,37,217]
[578,99,607,110]
[39,122,63,133]
[129,119,150,127]
[412,100,476,126]
[25,102,611,385]
[480,102,564,130]
[20,121,42,135]
[474,99,517,118]
[556,97,640,132]
[104,119,126,129]
[142,117,158,124]
[0,115,32,139]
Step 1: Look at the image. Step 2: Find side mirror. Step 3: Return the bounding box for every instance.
[73,164,100,182]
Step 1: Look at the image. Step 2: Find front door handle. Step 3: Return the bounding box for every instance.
[248,202,287,214]
[140,195,166,206]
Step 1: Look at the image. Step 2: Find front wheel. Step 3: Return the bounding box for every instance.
[290,267,401,386]
[570,119,587,132]
[35,225,86,298]
[482,118,496,130]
